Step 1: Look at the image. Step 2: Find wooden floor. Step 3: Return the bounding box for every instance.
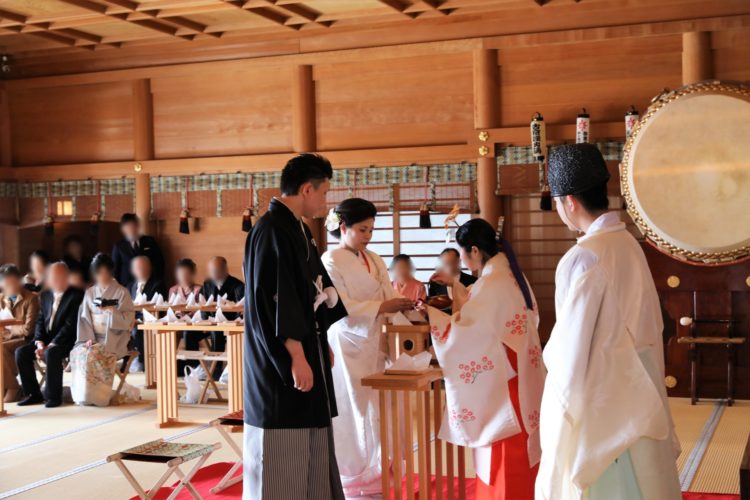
[0,373,746,499]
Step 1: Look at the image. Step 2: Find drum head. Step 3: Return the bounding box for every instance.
[621,81,750,265]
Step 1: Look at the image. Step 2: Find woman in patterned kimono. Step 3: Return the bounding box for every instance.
[427,218,545,500]
[321,198,415,497]
[77,253,136,359]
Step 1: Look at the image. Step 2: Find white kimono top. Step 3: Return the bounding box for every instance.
[322,247,398,492]
[427,253,545,476]
[77,282,135,358]
[536,212,681,500]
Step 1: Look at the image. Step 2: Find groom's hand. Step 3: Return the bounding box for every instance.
[285,338,314,392]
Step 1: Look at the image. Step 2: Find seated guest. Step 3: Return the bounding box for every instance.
[0,265,40,403]
[77,253,135,360]
[428,248,477,298]
[128,256,167,372]
[62,235,91,282]
[168,258,202,303]
[23,250,50,293]
[16,262,84,407]
[68,267,88,291]
[200,256,243,378]
[390,254,427,302]
[112,213,165,286]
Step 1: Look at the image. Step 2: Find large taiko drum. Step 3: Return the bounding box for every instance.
[621,81,750,265]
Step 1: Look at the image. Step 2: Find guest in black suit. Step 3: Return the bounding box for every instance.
[16,262,84,407]
[195,257,243,378]
[111,213,165,286]
[427,248,477,297]
[23,250,50,293]
[62,234,91,283]
[127,256,167,371]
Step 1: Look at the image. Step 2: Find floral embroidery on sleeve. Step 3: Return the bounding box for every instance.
[528,345,542,368]
[431,323,451,344]
[527,410,540,430]
[505,311,528,336]
[458,357,495,384]
[450,407,476,427]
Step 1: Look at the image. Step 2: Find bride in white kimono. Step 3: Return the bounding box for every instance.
[426,218,545,500]
[321,198,416,497]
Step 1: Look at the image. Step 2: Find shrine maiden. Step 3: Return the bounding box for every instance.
[427,218,545,500]
[321,198,415,497]
[536,144,681,500]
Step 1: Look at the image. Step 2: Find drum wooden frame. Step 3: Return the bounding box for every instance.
[620,80,750,265]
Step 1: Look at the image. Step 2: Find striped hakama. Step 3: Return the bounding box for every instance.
[243,424,345,500]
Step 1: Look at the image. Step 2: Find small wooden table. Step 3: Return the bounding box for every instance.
[362,368,467,500]
[137,322,244,428]
[0,319,24,417]
[139,305,244,389]
[677,336,746,405]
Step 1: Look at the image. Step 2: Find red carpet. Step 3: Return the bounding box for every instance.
[129,462,740,499]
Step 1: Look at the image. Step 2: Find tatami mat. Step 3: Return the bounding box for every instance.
[0,372,747,498]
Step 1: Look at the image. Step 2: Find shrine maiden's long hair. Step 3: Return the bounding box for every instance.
[455,219,534,310]
[327,198,377,239]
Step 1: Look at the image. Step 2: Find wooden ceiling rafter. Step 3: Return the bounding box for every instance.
[376,0,421,19]
[100,0,223,38]
[264,1,334,28]
[221,0,300,30]
[0,6,108,50]
[56,0,197,41]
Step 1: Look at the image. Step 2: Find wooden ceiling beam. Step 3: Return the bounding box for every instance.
[376,0,420,19]
[57,0,195,40]
[222,1,300,30]
[0,7,103,50]
[421,1,453,15]
[101,0,222,37]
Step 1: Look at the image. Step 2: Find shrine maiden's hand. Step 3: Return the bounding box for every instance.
[378,298,415,314]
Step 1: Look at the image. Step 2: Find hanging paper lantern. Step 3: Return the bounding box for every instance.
[530,112,546,161]
[179,177,190,234]
[242,174,254,232]
[625,105,639,138]
[419,166,431,229]
[576,108,590,144]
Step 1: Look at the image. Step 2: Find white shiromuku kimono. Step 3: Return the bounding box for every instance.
[77,282,136,358]
[536,212,681,500]
[321,247,398,497]
[427,252,546,487]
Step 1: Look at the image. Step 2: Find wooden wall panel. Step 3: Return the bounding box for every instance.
[8,82,134,166]
[497,35,683,127]
[315,53,473,150]
[155,217,247,289]
[151,67,293,159]
[713,28,750,81]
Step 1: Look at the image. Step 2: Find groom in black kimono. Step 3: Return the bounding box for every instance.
[243,153,347,500]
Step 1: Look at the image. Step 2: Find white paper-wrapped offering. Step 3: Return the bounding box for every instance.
[198,293,207,306]
[141,308,159,323]
[165,307,185,324]
[0,308,14,321]
[169,293,185,306]
[204,295,215,307]
[185,292,196,308]
[214,307,236,325]
[190,310,212,325]
[133,292,148,306]
[390,312,412,326]
[386,351,432,373]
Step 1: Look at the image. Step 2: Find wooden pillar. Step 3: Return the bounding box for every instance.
[0,85,11,167]
[135,173,151,233]
[292,65,316,153]
[132,79,154,161]
[473,49,502,226]
[132,79,154,233]
[682,31,713,85]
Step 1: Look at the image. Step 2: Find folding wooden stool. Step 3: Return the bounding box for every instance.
[107,439,220,500]
[209,410,244,494]
[111,350,141,405]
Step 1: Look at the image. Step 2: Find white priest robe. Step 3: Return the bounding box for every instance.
[427,253,545,488]
[321,247,398,497]
[536,212,681,500]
